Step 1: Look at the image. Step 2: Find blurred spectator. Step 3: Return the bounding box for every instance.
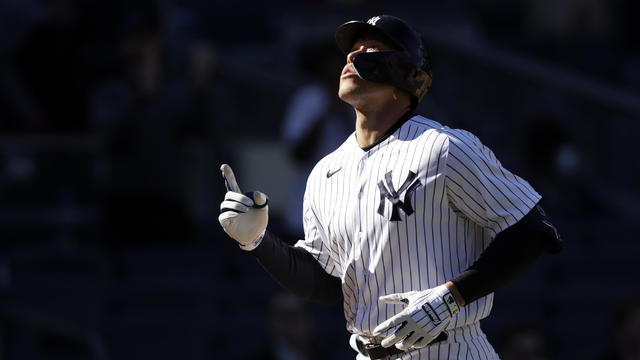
[280,37,352,239]
[497,324,551,360]
[13,0,90,132]
[101,12,184,190]
[468,0,618,81]
[521,115,603,246]
[0,0,46,132]
[91,8,226,195]
[522,116,579,181]
[93,7,196,250]
[180,39,232,221]
[247,291,327,360]
[596,298,640,360]
[523,0,617,80]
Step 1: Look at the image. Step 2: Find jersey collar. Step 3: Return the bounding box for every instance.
[360,111,414,152]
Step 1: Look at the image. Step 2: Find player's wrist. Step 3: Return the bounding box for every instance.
[428,283,460,318]
[445,280,466,307]
[238,229,266,251]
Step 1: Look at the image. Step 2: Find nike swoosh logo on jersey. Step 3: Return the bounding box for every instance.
[326,167,342,178]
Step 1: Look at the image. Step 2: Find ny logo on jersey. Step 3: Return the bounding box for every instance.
[367,16,381,26]
[377,170,422,221]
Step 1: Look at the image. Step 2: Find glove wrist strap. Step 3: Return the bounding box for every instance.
[239,230,266,251]
[442,291,460,316]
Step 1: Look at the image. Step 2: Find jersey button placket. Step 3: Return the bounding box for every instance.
[356,156,368,227]
[356,154,371,324]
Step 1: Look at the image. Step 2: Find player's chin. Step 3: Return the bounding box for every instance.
[338,80,361,102]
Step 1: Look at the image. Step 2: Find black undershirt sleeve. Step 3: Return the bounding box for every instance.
[451,202,563,304]
[249,201,561,307]
[250,230,342,306]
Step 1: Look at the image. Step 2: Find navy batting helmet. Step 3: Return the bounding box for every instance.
[335,15,432,108]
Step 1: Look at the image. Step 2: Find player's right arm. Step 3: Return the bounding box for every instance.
[217,164,342,305]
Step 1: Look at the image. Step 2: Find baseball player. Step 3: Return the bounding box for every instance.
[218,15,563,359]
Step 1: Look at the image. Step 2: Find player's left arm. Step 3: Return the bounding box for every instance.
[442,130,563,306]
[373,131,563,350]
[373,202,563,350]
[448,201,562,306]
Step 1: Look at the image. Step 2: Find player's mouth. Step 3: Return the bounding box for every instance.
[341,65,357,78]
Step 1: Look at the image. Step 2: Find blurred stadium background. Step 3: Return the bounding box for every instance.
[0,0,639,359]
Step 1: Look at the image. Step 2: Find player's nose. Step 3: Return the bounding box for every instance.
[346,45,365,64]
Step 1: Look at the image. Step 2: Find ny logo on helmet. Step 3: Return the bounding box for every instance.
[377,170,422,221]
[368,16,381,26]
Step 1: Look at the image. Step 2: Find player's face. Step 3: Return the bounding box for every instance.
[338,37,397,107]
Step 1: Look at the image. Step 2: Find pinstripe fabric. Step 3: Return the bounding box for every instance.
[295,115,540,359]
[387,323,498,359]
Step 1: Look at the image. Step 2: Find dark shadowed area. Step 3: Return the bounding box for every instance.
[0,0,639,359]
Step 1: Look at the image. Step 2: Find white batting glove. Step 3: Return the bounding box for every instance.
[373,284,460,350]
[218,164,268,251]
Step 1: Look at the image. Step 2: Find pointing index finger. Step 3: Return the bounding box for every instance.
[220,164,241,193]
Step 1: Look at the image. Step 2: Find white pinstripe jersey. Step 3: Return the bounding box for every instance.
[295,115,541,355]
